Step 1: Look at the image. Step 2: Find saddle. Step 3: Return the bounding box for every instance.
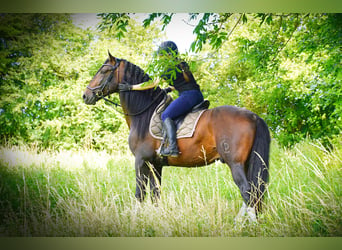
[149,95,210,140]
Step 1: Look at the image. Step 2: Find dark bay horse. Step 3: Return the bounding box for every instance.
[83,52,271,222]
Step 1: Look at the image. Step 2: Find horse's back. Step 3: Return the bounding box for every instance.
[190,105,258,140]
[210,105,258,121]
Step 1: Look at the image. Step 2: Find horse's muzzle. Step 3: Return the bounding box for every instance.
[83,91,98,105]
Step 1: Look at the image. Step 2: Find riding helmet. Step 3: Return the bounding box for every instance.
[157,41,178,56]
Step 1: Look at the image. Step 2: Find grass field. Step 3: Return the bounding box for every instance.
[0,140,341,236]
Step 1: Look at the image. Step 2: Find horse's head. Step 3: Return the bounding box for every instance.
[83,51,122,105]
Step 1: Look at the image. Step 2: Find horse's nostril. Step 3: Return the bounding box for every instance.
[82,94,86,100]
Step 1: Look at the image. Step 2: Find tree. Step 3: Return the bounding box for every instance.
[97,13,341,146]
[0,14,164,151]
[189,13,341,146]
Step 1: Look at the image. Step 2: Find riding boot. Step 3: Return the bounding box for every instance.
[160,118,179,157]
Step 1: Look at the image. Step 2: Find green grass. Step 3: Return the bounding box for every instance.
[0,140,341,236]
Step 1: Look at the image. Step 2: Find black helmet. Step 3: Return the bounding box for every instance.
[157,41,178,56]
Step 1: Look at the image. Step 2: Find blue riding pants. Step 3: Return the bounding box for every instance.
[161,89,204,121]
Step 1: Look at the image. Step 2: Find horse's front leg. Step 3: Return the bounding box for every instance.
[134,157,149,202]
[148,163,163,203]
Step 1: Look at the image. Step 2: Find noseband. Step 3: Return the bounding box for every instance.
[86,60,122,98]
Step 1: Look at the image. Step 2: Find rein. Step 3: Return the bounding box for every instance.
[88,60,167,116]
[103,90,167,116]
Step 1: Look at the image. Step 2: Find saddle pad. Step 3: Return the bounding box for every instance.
[149,97,206,140]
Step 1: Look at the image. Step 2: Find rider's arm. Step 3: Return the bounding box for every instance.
[118,78,176,92]
[119,78,160,91]
[131,78,160,90]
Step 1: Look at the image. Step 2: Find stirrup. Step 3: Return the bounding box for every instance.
[160,146,179,157]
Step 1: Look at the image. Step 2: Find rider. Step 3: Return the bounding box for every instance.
[119,41,204,157]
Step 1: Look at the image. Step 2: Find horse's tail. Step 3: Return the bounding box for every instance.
[247,116,271,213]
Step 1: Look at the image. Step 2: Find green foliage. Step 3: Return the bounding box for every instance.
[253,14,342,146]
[191,13,341,147]
[142,13,174,31]
[190,13,235,52]
[145,50,181,86]
[0,14,162,152]
[97,13,130,40]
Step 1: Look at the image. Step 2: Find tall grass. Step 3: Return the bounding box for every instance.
[0,140,341,236]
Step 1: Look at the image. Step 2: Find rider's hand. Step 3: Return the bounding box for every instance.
[118,84,133,91]
[164,86,175,93]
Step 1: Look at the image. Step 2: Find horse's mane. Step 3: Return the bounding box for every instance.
[119,59,165,139]
[123,59,151,85]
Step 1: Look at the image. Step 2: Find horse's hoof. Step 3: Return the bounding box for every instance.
[246,207,257,223]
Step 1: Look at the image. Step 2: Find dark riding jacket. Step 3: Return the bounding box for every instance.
[161,62,200,93]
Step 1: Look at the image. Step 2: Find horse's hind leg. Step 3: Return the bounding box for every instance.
[229,162,251,205]
[227,161,257,223]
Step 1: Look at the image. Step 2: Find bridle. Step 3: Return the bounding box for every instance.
[86,59,122,99]
[86,58,168,116]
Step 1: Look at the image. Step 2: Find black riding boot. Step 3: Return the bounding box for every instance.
[160,118,179,157]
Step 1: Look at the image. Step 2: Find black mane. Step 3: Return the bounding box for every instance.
[123,59,151,85]
[119,59,165,139]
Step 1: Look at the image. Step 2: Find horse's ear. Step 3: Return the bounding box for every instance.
[108,50,116,63]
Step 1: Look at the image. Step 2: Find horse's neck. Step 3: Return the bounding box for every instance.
[119,60,162,135]
[119,90,154,121]
[119,89,163,139]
